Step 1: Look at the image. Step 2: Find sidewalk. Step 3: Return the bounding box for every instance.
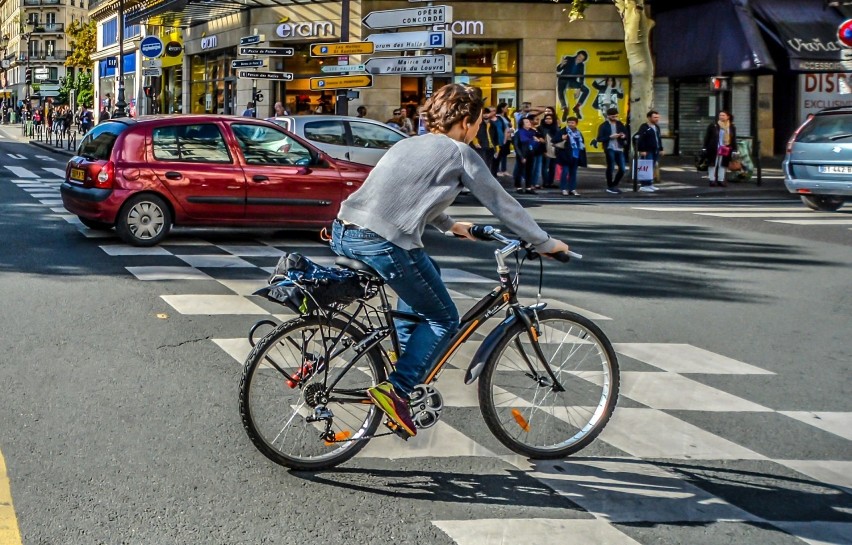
[498,153,791,199]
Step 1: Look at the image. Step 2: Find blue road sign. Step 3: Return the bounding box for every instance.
[430,32,444,47]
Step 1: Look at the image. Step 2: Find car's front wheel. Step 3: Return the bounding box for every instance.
[801,195,844,212]
[116,194,172,246]
[78,217,113,231]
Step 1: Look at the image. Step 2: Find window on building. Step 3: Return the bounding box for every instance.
[28,40,39,58]
[49,67,58,80]
[102,18,117,47]
[152,124,232,163]
[452,41,519,107]
[45,13,56,26]
[45,40,56,58]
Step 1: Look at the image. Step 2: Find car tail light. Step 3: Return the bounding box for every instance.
[786,116,813,154]
[95,161,115,189]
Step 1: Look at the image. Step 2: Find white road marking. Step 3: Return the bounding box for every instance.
[3,166,37,178]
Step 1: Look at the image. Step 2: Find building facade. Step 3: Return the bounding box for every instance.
[1,0,89,106]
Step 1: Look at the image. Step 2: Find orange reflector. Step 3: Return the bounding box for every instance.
[797,189,812,194]
[511,409,530,432]
[324,430,351,446]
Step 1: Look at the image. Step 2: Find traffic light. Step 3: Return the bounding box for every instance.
[710,76,729,92]
[24,68,32,85]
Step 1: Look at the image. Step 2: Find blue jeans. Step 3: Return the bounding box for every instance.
[604,148,626,188]
[330,221,459,397]
[559,160,579,192]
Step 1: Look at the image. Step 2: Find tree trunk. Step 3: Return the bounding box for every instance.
[614,0,655,135]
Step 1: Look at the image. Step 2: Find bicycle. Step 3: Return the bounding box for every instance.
[239,226,619,470]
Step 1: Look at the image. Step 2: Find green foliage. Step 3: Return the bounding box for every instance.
[65,20,97,69]
[57,71,94,107]
[569,0,589,22]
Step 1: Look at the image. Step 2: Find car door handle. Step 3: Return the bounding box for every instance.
[165,171,182,180]
[252,175,269,182]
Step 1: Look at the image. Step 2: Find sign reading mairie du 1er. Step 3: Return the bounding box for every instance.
[237,71,294,81]
[362,5,452,30]
[365,54,452,75]
[239,47,295,56]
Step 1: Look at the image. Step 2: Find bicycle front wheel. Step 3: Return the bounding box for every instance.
[239,315,386,470]
[479,309,619,459]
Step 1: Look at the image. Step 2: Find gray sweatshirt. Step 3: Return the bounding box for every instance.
[338,132,557,253]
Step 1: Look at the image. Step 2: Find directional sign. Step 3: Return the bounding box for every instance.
[309,75,373,91]
[34,67,49,74]
[366,30,452,51]
[237,71,294,81]
[142,67,162,77]
[239,47,295,56]
[362,5,452,30]
[365,54,452,75]
[239,34,266,46]
[231,59,266,68]
[310,41,375,57]
[35,72,49,81]
[142,58,162,68]
[321,64,366,74]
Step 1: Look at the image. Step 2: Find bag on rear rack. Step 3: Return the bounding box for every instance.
[255,253,365,314]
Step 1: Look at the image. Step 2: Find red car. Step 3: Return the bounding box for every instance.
[61,115,372,246]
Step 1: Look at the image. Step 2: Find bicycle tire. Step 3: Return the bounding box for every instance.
[478,309,619,459]
[239,315,386,470]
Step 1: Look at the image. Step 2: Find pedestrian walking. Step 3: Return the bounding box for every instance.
[79,105,93,133]
[241,102,256,117]
[492,103,512,176]
[704,111,737,187]
[328,82,570,438]
[595,107,629,194]
[556,116,587,196]
[635,109,664,192]
[538,111,561,188]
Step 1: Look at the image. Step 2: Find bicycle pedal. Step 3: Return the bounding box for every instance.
[384,419,413,441]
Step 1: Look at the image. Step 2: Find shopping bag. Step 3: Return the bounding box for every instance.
[636,158,655,182]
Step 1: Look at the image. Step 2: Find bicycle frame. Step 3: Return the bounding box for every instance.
[316,233,566,406]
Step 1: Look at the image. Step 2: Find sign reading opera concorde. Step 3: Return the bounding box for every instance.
[363,6,452,30]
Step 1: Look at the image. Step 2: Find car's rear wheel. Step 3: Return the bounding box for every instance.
[116,194,172,246]
[801,195,844,212]
[78,217,113,231]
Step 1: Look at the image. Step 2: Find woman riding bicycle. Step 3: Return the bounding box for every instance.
[329,84,570,437]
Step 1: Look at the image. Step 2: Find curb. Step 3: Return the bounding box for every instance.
[29,140,74,157]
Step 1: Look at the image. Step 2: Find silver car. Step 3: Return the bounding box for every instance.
[783,107,852,211]
[269,115,407,166]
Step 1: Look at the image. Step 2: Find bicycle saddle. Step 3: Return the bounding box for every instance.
[335,256,382,281]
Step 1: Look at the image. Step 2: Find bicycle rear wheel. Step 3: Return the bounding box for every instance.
[478,309,619,458]
[239,315,386,470]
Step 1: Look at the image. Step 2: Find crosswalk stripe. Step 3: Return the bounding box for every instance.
[695,212,847,218]
[767,218,852,225]
[3,166,37,178]
[35,155,58,162]
[634,206,799,212]
[434,519,642,545]
[6,153,26,160]
[44,168,67,178]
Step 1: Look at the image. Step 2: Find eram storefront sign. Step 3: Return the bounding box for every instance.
[276,16,334,39]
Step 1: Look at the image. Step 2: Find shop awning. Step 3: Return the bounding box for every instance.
[654,0,775,78]
[124,0,336,28]
[750,0,851,72]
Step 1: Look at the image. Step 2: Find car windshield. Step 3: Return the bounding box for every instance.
[77,122,126,160]
[796,114,852,144]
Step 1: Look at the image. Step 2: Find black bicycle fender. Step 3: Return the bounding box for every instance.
[464,314,519,385]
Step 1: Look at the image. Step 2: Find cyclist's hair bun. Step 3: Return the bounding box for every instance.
[423,84,485,134]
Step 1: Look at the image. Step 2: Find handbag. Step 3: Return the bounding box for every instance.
[718,145,732,157]
[636,158,655,181]
[728,158,743,172]
[694,149,709,172]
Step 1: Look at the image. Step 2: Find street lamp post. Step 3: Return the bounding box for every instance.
[0,35,8,121]
[113,0,127,118]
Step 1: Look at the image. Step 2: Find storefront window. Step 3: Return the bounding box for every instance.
[268,43,336,115]
[453,41,518,107]
[189,49,237,115]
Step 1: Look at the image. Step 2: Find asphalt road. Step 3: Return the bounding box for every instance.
[0,133,849,545]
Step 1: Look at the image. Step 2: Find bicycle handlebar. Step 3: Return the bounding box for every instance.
[468,225,582,262]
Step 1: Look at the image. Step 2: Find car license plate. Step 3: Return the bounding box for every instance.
[70,168,85,181]
[818,165,852,174]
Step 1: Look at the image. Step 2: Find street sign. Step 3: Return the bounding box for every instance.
[310,41,375,57]
[366,30,452,51]
[34,67,49,74]
[140,36,164,58]
[309,75,373,91]
[142,67,162,77]
[237,71,294,81]
[362,5,452,30]
[231,59,266,68]
[239,47,295,56]
[364,54,452,75]
[239,34,266,46]
[321,64,366,73]
[35,72,49,81]
[142,58,162,68]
